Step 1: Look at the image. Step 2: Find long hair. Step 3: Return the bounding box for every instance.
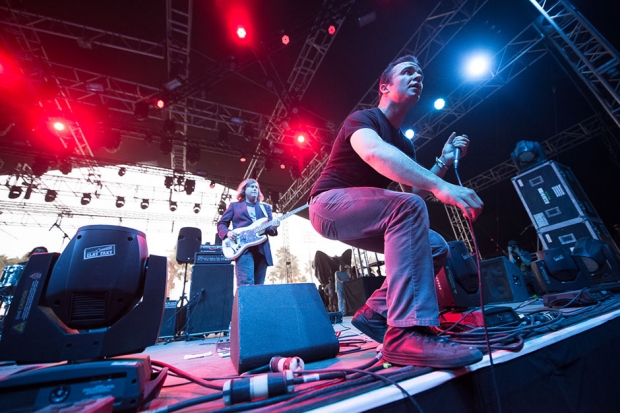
[236,179,264,202]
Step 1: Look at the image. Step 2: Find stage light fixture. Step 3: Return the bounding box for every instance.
[24,185,34,200]
[404,129,415,139]
[434,98,446,110]
[118,167,127,177]
[53,121,65,131]
[44,189,57,203]
[164,176,174,189]
[81,193,92,206]
[237,26,247,39]
[32,158,50,177]
[328,25,336,35]
[217,128,229,147]
[140,199,149,210]
[571,237,608,273]
[8,185,22,199]
[264,158,273,171]
[185,179,195,195]
[169,201,178,212]
[465,54,491,78]
[160,137,173,155]
[296,133,306,144]
[103,129,122,153]
[163,118,176,135]
[187,146,200,165]
[134,101,150,120]
[282,35,290,45]
[511,140,547,172]
[163,78,182,91]
[218,201,227,215]
[193,203,201,214]
[0,225,167,364]
[59,159,72,175]
[243,123,254,142]
[116,196,125,208]
[209,181,216,189]
[280,161,286,169]
[156,99,165,109]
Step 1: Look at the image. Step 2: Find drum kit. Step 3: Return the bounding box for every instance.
[0,263,25,319]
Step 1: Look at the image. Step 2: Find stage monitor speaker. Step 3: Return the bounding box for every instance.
[480,257,530,304]
[187,264,234,335]
[177,227,202,264]
[230,283,339,374]
[343,276,385,316]
[435,241,480,309]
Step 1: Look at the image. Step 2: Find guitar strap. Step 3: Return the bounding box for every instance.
[258,202,269,219]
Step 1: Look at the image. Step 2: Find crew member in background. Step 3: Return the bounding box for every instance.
[507,240,540,296]
[335,264,351,315]
[217,179,279,287]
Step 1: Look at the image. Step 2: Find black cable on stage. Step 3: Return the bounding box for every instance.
[249,366,427,413]
[454,164,503,413]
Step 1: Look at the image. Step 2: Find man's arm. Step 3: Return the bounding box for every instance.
[350,128,483,220]
[402,132,470,195]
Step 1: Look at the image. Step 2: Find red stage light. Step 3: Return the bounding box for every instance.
[236,26,247,39]
[52,121,66,131]
[240,156,247,163]
[156,99,165,109]
[280,162,286,169]
[282,35,290,45]
[296,133,306,144]
[328,25,336,35]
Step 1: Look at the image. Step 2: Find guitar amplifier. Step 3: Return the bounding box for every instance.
[195,244,230,265]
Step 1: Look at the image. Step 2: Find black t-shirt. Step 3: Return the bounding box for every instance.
[309,108,416,198]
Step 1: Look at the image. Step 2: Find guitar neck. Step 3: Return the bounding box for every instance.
[254,204,309,233]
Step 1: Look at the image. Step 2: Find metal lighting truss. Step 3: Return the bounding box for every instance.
[242,0,357,181]
[529,0,620,130]
[0,6,166,59]
[0,1,95,160]
[166,0,192,173]
[278,0,492,211]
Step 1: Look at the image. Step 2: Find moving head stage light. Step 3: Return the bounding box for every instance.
[0,225,168,412]
[0,225,167,362]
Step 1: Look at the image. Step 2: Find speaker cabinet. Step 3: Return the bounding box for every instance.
[435,241,480,309]
[230,283,339,373]
[177,227,202,264]
[480,257,530,304]
[158,301,186,339]
[343,276,385,316]
[187,264,234,335]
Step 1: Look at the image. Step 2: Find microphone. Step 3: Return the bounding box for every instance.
[454,147,461,169]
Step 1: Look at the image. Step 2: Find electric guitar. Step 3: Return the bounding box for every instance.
[222,204,309,260]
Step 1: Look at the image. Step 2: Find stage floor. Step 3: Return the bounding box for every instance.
[2,294,620,412]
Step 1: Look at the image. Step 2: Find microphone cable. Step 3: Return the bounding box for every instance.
[453,160,503,413]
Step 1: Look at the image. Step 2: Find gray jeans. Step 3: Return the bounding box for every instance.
[309,187,448,327]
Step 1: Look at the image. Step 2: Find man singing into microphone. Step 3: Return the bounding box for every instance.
[308,55,483,368]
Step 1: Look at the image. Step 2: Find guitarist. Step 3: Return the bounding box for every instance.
[217,179,279,286]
